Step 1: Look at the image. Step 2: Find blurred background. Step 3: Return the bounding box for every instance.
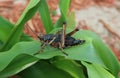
[0,0,120,61]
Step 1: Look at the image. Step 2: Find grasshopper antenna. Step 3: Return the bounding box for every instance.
[26,25,43,39]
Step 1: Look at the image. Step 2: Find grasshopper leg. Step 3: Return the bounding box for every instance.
[67,28,79,36]
[34,37,56,55]
[58,42,68,56]
[34,42,47,55]
[61,22,66,47]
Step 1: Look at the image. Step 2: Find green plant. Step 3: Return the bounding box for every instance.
[0,0,119,78]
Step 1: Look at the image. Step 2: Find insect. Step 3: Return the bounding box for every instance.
[36,22,85,55]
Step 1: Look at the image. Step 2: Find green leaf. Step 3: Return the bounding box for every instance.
[82,62,115,78]
[38,0,53,33]
[0,17,13,45]
[20,33,33,41]
[0,41,40,77]
[0,17,33,49]
[84,31,120,77]
[18,60,73,78]
[0,0,40,51]
[66,12,76,29]
[54,0,71,28]
[54,16,65,28]
[0,17,33,47]
[52,10,57,16]
[51,57,86,78]
[0,54,38,78]
[16,0,40,26]
[59,0,71,16]
[77,30,120,77]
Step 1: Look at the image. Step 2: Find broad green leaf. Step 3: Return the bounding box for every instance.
[82,62,115,78]
[0,0,40,51]
[18,60,73,78]
[81,31,120,77]
[0,17,13,45]
[0,41,40,77]
[38,0,53,33]
[0,17,33,51]
[51,57,86,78]
[0,54,38,78]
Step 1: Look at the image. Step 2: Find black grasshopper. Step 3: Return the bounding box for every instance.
[37,22,85,55]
